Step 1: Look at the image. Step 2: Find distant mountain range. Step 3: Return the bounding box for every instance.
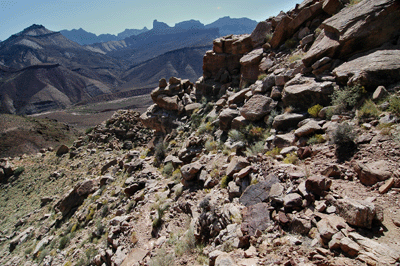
[60,16,257,45]
[0,17,258,115]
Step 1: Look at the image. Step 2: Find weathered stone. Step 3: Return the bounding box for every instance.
[272,113,305,131]
[291,216,312,235]
[353,160,391,186]
[124,182,146,196]
[181,162,203,181]
[282,74,334,108]
[349,232,400,265]
[304,0,400,67]
[317,218,338,241]
[322,0,344,15]
[228,88,251,105]
[373,86,388,101]
[241,203,271,236]
[55,179,99,216]
[259,58,275,73]
[250,21,272,47]
[240,95,274,121]
[240,175,279,207]
[226,157,250,177]
[283,193,303,209]
[215,252,238,266]
[273,132,296,148]
[340,237,361,257]
[280,146,298,156]
[335,197,376,228]
[184,103,202,114]
[305,175,332,196]
[294,120,322,138]
[121,248,148,266]
[101,159,118,175]
[240,48,264,81]
[219,108,240,131]
[333,50,400,89]
[159,78,167,88]
[228,181,242,199]
[379,177,395,194]
[270,15,292,49]
[56,145,69,156]
[231,116,250,130]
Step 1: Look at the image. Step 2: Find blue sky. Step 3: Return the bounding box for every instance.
[0,0,300,41]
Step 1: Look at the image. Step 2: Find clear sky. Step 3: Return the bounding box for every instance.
[0,0,300,41]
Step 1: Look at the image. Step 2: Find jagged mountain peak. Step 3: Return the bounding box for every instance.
[15,24,54,37]
[153,19,170,30]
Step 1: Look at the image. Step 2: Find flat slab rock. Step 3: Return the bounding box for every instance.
[239,175,279,207]
[241,202,272,236]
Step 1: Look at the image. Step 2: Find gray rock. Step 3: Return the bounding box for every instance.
[353,160,391,186]
[239,175,279,207]
[283,193,303,209]
[181,162,203,181]
[294,120,322,138]
[335,197,376,228]
[240,95,274,121]
[272,113,305,131]
[241,203,272,236]
[219,108,240,131]
[226,157,250,177]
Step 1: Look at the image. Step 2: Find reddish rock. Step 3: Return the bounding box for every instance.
[305,175,332,196]
[240,95,274,121]
[241,203,272,236]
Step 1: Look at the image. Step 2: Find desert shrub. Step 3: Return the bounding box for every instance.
[266,109,279,127]
[101,204,109,218]
[331,122,356,145]
[307,134,326,145]
[246,125,265,142]
[265,147,282,157]
[265,33,273,43]
[331,85,365,113]
[289,52,305,63]
[258,73,267,80]
[126,201,136,212]
[308,104,323,118]
[12,166,24,177]
[220,175,232,189]
[85,127,94,134]
[315,27,322,37]
[191,111,203,128]
[37,248,50,262]
[59,235,70,250]
[331,122,357,162]
[205,140,218,152]
[174,186,183,198]
[149,248,175,266]
[388,96,400,116]
[283,152,299,164]
[85,247,97,262]
[245,141,265,156]
[348,0,362,6]
[358,99,380,118]
[175,228,197,257]
[86,207,95,222]
[152,204,170,229]
[131,231,138,245]
[25,246,34,255]
[162,162,174,177]
[154,142,167,166]
[228,129,245,142]
[172,168,182,182]
[63,262,72,266]
[70,222,79,234]
[284,38,297,49]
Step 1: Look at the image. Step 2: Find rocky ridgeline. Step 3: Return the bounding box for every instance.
[1,1,400,266]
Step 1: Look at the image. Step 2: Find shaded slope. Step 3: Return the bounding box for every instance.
[121,46,211,90]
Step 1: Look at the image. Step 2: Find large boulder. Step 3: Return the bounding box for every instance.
[353,160,391,186]
[226,156,250,177]
[335,197,376,229]
[240,95,274,121]
[282,74,334,108]
[181,162,203,181]
[272,113,305,131]
[333,49,400,89]
[241,203,272,236]
[219,108,240,131]
[239,48,264,82]
[303,0,400,67]
[239,175,279,207]
[55,179,99,216]
[305,175,332,196]
[294,120,322,138]
[250,21,272,47]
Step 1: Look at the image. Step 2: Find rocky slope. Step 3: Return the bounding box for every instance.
[1,1,400,266]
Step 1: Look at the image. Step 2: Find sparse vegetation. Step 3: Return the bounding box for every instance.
[331,85,366,114]
[228,129,245,143]
[358,100,380,119]
[162,162,174,177]
[283,152,299,164]
[258,73,267,80]
[220,175,232,189]
[388,96,400,116]
[245,141,265,156]
[307,134,326,145]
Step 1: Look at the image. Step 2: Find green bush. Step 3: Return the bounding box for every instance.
[154,142,167,166]
[389,96,400,116]
[283,152,299,165]
[265,147,282,157]
[59,235,70,250]
[358,99,380,118]
[205,140,217,152]
[266,109,279,127]
[245,141,265,156]
[258,74,267,80]
[284,38,297,49]
[13,166,25,177]
[175,228,197,257]
[331,122,356,145]
[308,104,323,118]
[149,248,175,266]
[220,175,232,189]
[307,134,326,145]
[162,162,174,177]
[331,85,365,113]
[228,129,245,142]
[265,33,273,43]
